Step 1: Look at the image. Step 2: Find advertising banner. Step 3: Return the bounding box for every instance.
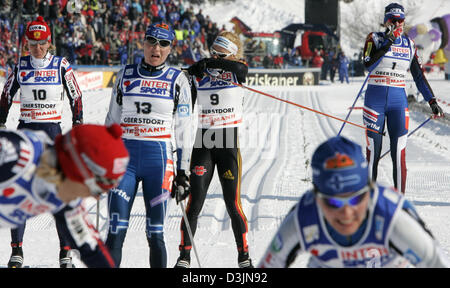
[246,68,321,86]
[74,67,322,89]
[75,71,104,90]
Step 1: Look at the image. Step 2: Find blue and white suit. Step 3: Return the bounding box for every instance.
[362,32,436,194]
[0,129,114,267]
[258,185,450,268]
[104,62,195,267]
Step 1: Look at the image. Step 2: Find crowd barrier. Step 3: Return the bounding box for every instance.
[446,62,450,80]
[246,68,321,86]
[72,66,321,90]
[0,66,6,78]
[73,65,120,90]
[1,63,447,91]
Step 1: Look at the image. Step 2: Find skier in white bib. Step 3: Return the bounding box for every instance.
[173,31,252,268]
[0,16,83,268]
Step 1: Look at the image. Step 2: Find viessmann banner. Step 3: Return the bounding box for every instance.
[246,68,321,86]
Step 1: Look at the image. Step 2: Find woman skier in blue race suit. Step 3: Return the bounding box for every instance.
[362,3,444,194]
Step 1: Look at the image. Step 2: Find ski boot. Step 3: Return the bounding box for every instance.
[238,251,254,268]
[174,249,191,268]
[7,243,24,268]
[59,247,74,268]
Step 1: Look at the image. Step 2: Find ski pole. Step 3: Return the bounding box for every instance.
[380,116,432,159]
[96,199,100,231]
[337,71,372,136]
[179,199,202,268]
[337,49,388,136]
[230,81,385,136]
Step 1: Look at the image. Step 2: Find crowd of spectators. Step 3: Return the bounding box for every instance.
[1,0,324,72]
[255,48,302,69]
[0,3,18,71]
[0,0,223,69]
[243,36,303,69]
[316,48,351,84]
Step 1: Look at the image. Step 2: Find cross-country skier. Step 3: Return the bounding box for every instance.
[173,30,252,268]
[104,22,195,268]
[0,16,83,268]
[362,3,444,194]
[257,136,450,268]
[0,124,129,268]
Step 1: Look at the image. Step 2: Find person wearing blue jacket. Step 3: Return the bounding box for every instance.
[338,51,350,84]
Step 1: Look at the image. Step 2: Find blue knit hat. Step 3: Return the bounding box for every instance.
[384,3,405,24]
[311,136,369,196]
[145,22,175,41]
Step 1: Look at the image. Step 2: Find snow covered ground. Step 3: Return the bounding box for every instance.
[1,0,450,269]
[0,75,449,268]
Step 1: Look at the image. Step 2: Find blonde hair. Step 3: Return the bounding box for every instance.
[48,43,57,54]
[217,31,244,61]
[35,149,63,186]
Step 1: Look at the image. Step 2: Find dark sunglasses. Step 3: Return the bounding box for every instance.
[316,185,370,209]
[389,18,405,24]
[145,36,171,47]
[210,48,233,58]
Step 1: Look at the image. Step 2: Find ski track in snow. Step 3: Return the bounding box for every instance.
[0,78,450,268]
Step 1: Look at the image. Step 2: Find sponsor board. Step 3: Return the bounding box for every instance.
[75,71,104,90]
[103,71,116,88]
[73,67,321,90]
[246,68,320,86]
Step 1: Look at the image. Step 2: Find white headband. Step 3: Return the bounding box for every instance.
[212,36,238,55]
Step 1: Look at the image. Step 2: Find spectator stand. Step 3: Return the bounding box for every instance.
[1,0,326,90]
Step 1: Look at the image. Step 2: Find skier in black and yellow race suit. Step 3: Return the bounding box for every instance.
[173,30,252,268]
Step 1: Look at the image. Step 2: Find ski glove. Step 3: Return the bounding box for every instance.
[429,99,445,118]
[386,24,403,42]
[171,170,191,204]
[188,59,208,78]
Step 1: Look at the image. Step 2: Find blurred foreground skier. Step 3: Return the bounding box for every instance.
[0,124,129,267]
[258,136,450,268]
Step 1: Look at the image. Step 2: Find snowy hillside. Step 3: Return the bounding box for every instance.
[198,0,450,59]
[198,0,304,32]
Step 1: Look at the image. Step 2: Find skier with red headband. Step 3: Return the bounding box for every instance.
[0,16,84,268]
[0,124,129,267]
